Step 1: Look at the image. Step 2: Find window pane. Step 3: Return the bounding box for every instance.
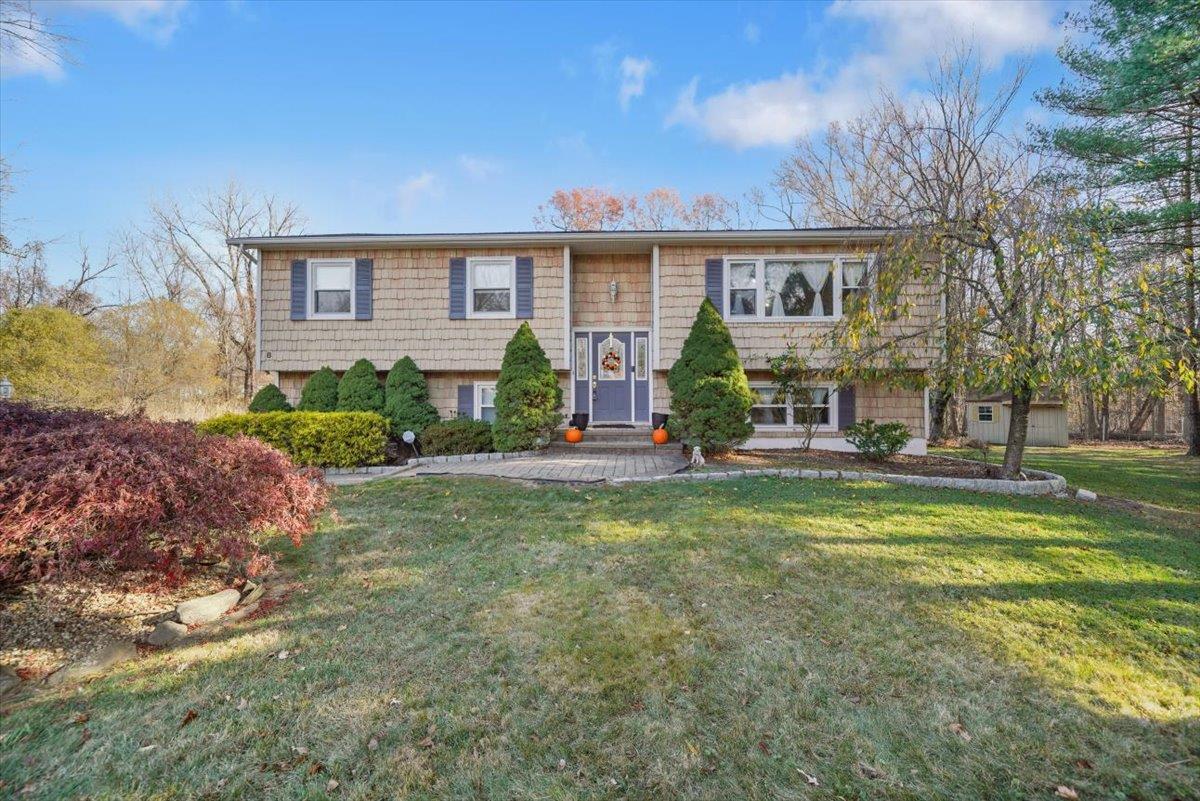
[473,289,510,312]
[314,290,351,314]
[842,261,866,288]
[471,260,510,289]
[728,262,757,316]
[480,406,496,422]
[313,263,352,290]
[635,337,648,380]
[750,406,788,425]
[575,337,588,381]
[764,260,832,317]
[480,386,496,406]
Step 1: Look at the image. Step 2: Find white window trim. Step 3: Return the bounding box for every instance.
[474,381,498,422]
[307,258,356,320]
[977,404,994,423]
[723,254,873,323]
[748,382,838,431]
[466,256,517,319]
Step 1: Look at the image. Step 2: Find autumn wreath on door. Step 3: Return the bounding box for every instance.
[598,334,624,380]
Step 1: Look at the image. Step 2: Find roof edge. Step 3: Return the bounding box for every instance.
[227,228,898,249]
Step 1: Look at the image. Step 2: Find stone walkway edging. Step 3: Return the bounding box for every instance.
[608,463,1069,496]
[405,449,539,467]
[322,465,401,477]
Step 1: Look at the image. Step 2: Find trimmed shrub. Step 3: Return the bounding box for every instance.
[198,411,389,468]
[666,298,755,453]
[383,356,440,436]
[492,322,562,452]
[297,367,339,411]
[845,419,911,460]
[0,403,328,584]
[336,358,384,413]
[420,417,494,456]
[249,383,292,413]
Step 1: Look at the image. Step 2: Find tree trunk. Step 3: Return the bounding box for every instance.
[929,387,952,442]
[1001,389,1033,479]
[1187,385,1200,457]
[1082,386,1099,439]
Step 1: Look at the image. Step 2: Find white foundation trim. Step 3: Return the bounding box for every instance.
[740,436,928,456]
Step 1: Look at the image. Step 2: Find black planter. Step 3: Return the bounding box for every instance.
[571,412,590,431]
[652,412,669,430]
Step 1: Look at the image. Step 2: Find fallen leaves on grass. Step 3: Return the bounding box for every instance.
[949,722,972,742]
[180,709,198,728]
[1055,786,1079,800]
[798,770,819,786]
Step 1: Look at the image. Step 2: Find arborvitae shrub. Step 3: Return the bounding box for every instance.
[383,357,440,436]
[666,298,755,453]
[492,322,562,452]
[336,359,384,414]
[297,367,339,411]
[198,411,389,468]
[248,383,292,413]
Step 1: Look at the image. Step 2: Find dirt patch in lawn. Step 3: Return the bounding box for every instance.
[708,449,1026,479]
[0,569,227,681]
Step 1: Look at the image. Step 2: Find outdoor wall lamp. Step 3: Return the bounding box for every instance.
[609,279,619,302]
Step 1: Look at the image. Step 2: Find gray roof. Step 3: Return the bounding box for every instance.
[227,227,897,251]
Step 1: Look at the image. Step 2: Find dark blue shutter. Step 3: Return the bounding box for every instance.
[354,258,373,320]
[449,257,466,319]
[838,385,856,431]
[515,256,534,318]
[704,258,724,317]
[290,260,307,320]
[457,384,474,418]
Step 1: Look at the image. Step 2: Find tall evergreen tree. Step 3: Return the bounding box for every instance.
[1040,0,1200,454]
[667,298,755,453]
[383,356,440,436]
[492,323,562,451]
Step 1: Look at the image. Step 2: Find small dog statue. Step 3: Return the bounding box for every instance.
[690,446,705,468]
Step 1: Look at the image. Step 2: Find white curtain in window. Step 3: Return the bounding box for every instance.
[314,263,351,290]
[843,261,866,288]
[765,262,788,316]
[800,262,830,316]
[472,261,509,289]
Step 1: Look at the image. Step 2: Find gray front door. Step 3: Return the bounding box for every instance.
[591,331,632,422]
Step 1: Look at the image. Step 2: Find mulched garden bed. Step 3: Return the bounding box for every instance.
[0,569,227,682]
[709,449,1022,479]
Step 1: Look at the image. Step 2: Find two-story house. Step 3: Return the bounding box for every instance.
[229,228,938,454]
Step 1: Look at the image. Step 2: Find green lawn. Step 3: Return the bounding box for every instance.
[932,444,1200,516]
[2,477,1197,799]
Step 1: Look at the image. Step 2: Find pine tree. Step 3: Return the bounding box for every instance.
[1040,0,1200,454]
[492,322,562,451]
[666,298,754,453]
[335,359,384,413]
[296,366,339,411]
[248,383,292,413]
[383,356,440,436]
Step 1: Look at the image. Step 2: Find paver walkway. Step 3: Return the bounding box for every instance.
[404,450,688,484]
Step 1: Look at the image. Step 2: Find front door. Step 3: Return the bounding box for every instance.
[591,331,632,422]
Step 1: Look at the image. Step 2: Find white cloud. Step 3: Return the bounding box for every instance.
[458,155,502,180]
[743,22,761,44]
[552,131,593,160]
[618,55,653,111]
[668,0,1062,149]
[396,171,441,214]
[3,1,189,80]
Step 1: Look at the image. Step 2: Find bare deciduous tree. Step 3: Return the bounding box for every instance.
[140,182,303,401]
[534,186,744,231]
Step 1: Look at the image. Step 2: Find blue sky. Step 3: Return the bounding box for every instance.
[1,0,1071,282]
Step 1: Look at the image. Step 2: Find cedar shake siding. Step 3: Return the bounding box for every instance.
[570,252,652,328]
[260,247,566,374]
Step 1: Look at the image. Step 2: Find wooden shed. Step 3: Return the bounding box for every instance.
[965,393,1069,447]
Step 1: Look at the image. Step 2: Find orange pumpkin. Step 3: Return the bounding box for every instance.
[652,427,669,445]
[565,427,583,444]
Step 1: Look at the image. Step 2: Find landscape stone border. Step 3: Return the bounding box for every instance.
[404,449,539,467]
[609,461,1069,496]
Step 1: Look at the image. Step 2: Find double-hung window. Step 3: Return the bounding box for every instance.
[977,404,994,423]
[467,257,516,318]
[841,260,867,309]
[726,256,869,321]
[309,259,355,318]
[475,382,498,422]
[749,383,836,428]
